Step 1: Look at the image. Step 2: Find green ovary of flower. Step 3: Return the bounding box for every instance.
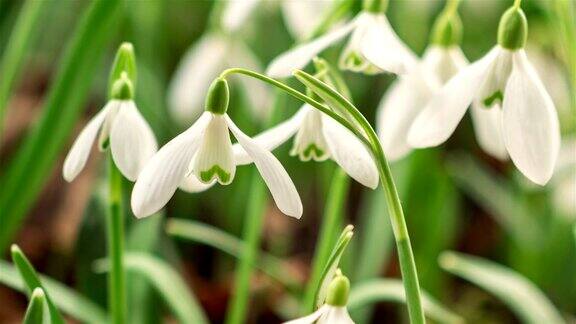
[200,165,231,184]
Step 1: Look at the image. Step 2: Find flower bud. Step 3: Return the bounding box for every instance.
[431,12,462,47]
[363,0,388,14]
[205,78,230,115]
[497,6,527,50]
[109,42,137,98]
[325,270,350,307]
[111,73,134,100]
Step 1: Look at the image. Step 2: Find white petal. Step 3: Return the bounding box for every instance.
[226,115,303,218]
[476,46,514,108]
[291,108,331,161]
[407,48,499,148]
[283,305,328,324]
[318,306,354,324]
[266,19,357,78]
[281,0,331,40]
[322,115,379,189]
[179,175,216,193]
[470,103,508,160]
[222,0,260,33]
[97,100,121,150]
[377,71,436,161]
[233,106,307,165]
[131,113,211,218]
[421,45,468,84]
[62,106,110,182]
[502,50,560,185]
[110,101,158,181]
[228,41,273,119]
[360,14,417,74]
[339,13,381,74]
[192,114,236,185]
[168,34,228,124]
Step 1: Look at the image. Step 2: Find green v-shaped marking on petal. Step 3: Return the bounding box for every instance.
[483,90,503,108]
[200,165,231,183]
[303,144,326,160]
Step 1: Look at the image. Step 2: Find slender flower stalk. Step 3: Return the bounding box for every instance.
[217,67,425,323]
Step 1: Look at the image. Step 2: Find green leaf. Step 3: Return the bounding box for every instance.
[11,245,65,324]
[96,253,209,324]
[23,288,47,324]
[0,259,108,323]
[348,279,464,324]
[315,225,354,308]
[166,218,300,291]
[0,0,48,139]
[0,0,122,251]
[439,251,565,324]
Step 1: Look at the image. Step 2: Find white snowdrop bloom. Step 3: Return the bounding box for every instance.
[221,0,261,34]
[267,1,415,78]
[281,0,334,40]
[551,138,576,218]
[168,33,271,124]
[408,6,560,185]
[284,271,354,324]
[63,77,157,182]
[233,104,379,189]
[132,79,302,219]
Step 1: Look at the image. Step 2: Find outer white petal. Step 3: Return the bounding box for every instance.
[318,306,354,324]
[421,45,468,84]
[233,106,307,165]
[179,175,216,193]
[97,100,121,150]
[360,14,417,74]
[110,101,158,181]
[266,20,357,78]
[282,305,328,324]
[62,106,110,182]
[502,50,560,185]
[377,71,436,161]
[228,41,273,119]
[226,115,303,218]
[131,113,211,218]
[281,0,331,40]
[322,115,379,189]
[470,103,508,160]
[168,34,228,124]
[222,0,260,33]
[476,46,514,107]
[407,48,499,148]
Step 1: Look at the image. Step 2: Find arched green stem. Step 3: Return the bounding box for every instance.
[219,68,425,323]
[514,0,522,8]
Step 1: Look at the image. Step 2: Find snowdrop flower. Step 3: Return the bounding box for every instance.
[552,138,576,218]
[132,78,302,219]
[63,72,157,182]
[267,0,415,77]
[378,1,506,161]
[284,270,354,324]
[408,3,560,185]
[234,103,379,189]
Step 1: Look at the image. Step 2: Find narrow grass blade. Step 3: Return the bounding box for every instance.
[440,251,565,324]
[166,218,300,290]
[11,245,64,324]
[315,225,354,308]
[0,0,48,138]
[348,279,464,324]
[124,253,209,324]
[0,0,122,251]
[0,259,108,324]
[23,288,47,324]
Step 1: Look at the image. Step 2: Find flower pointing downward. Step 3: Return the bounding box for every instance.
[408,4,560,185]
[284,270,354,324]
[266,0,415,77]
[132,78,302,219]
[63,73,157,182]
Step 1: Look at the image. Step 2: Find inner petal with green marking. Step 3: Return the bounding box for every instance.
[200,165,232,184]
[482,90,503,108]
[290,109,330,162]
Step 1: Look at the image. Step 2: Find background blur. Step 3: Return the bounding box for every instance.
[0,0,574,323]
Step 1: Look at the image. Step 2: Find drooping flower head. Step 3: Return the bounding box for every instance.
[63,43,157,182]
[408,1,560,185]
[284,270,354,324]
[267,0,416,78]
[234,58,379,189]
[132,78,302,219]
